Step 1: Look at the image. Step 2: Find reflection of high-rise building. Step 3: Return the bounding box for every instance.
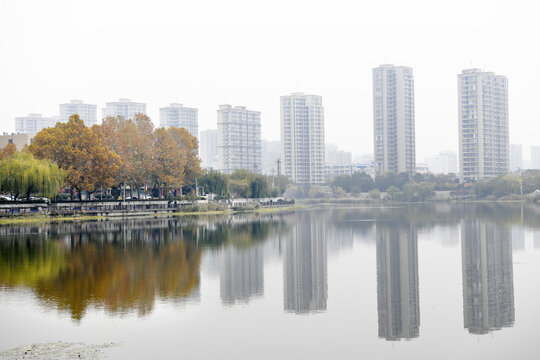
[533,231,540,249]
[284,213,327,313]
[220,245,263,305]
[461,220,515,334]
[376,224,420,341]
[511,227,525,251]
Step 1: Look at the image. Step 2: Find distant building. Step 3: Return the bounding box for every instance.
[509,144,523,172]
[59,100,97,126]
[458,69,509,181]
[281,93,325,184]
[261,139,280,175]
[200,129,218,170]
[376,223,420,340]
[326,144,352,165]
[415,163,429,175]
[159,103,198,139]
[425,151,458,174]
[531,146,540,170]
[0,133,33,150]
[102,98,146,120]
[14,114,57,135]
[461,220,515,334]
[217,105,261,174]
[373,64,416,176]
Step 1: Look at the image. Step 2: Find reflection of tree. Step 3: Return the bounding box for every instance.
[461,220,515,334]
[0,231,201,321]
[376,223,420,341]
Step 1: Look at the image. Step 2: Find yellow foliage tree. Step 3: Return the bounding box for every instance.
[29,114,120,198]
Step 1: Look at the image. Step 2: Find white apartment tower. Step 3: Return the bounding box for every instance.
[14,114,58,135]
[102,98,146,120]
[159,103,198,139]
[59,100,97,126]
[458,69,509,181]
[280,93,325,184]
[217,105,261,174]
[373,65,416,176]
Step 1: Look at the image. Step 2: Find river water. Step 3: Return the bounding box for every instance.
[1,203,539,359]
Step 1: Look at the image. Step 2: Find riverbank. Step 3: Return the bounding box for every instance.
[0,205,303,226]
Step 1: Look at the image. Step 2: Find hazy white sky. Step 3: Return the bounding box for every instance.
[1,0,539,160]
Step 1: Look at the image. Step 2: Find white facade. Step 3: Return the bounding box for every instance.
[458,69,509,181]
[102,98,146,120]
[200,129,218,170]
[14,114,57,135]
[281,93,325,185]
[261,139,281,175]
[159,103,198,138]
[425,151,458,174]
[373,64,416,175]
[59,100,97,126]
[509,144,523,171]
[217,105,261,174]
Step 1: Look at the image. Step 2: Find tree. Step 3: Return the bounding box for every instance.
[101,114,155,198]
[167,127,202,186]
[0,143,17,160]
[249,174,268,198]
[386,186,402,201]
[29,115,120,199]
[152,128,184,197]
[0,152,65,200]
[198,171,229,197]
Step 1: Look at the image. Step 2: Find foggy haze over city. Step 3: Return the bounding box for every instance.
[1,0,539,161]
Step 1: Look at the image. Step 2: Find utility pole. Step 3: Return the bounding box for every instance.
[276,158,281,176]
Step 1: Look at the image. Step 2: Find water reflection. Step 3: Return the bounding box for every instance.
[461,220,515,334]
[376,223,420,341]
[220,244,264,305]
[283,212,327,314]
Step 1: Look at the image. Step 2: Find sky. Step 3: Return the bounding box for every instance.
[1,0,539,161]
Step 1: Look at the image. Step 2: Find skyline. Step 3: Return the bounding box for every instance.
[1,0,539,161]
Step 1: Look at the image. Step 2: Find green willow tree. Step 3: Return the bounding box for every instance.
[0,152,65,200]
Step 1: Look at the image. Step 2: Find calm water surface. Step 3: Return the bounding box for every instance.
[1,203,540,359]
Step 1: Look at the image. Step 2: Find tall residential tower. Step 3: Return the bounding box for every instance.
[458,69,509,181]
[59,100,97,126]
[102,98,146,120]
[373,65,416,176]
[280,93,325,184]
[159,103,198,139]
[217,105,261,173]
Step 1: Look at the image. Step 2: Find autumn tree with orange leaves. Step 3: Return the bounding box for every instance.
[29,115,121,199]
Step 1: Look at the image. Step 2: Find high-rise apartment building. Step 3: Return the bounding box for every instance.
[159,103,198,139]
[59,100,97,126]
[280,93,325,184]
[14,114,57,135]
[458,69,509,181]
[509,144,523,171]
[217,105,261,173]
[200,129,218,170]
[102,98,146,120]
[373,65,416,176]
